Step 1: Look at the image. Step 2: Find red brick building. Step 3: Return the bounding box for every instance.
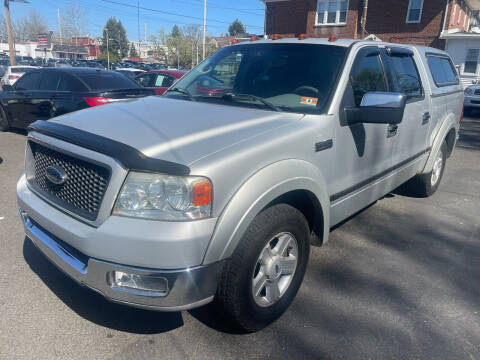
[263,0,480,49]
[72,37,101,58]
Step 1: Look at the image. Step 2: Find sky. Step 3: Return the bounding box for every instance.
[9,0,266,40]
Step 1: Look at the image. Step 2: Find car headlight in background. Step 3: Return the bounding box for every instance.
[465,87,475,95]
[113,172,212,220]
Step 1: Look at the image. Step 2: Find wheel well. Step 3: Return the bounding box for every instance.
[445,128,456,158]
[266,190,324,245]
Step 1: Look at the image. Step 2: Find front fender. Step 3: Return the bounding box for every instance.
[422,114,459,174]
[202,159,330,265]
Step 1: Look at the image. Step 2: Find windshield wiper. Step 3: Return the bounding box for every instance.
[206,92,282,112]
[166,87,195,101]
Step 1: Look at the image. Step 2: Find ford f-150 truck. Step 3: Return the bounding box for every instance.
[17,37,462,332]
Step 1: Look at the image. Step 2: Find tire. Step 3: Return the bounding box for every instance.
[0,106,9,132]
[215,204,310,332]
[405,141,447,197]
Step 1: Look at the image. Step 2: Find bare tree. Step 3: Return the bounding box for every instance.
[12,11,47,42]
[61,1,87,45]
[0,14,7,43]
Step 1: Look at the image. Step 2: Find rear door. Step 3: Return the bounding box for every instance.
[381,47,431,169]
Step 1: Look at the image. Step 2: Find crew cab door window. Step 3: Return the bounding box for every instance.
[386,55,423,99]
[350,51,387,106]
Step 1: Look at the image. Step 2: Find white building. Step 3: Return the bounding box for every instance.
[0,42,39,58]
[441,31,480,87]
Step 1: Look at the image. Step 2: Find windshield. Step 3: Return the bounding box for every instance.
[165,43,347,114]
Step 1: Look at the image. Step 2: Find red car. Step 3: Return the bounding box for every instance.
[135,69,186,95]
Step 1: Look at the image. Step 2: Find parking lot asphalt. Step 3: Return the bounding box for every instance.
[0,118,479,360]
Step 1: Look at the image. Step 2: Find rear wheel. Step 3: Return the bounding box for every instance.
[405,141,447,197]
[0,106,9,132]
[215,204,310,332]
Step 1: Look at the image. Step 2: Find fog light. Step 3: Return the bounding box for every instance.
[110,271,168,294]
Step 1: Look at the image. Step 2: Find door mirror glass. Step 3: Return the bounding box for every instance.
[346,92,407,125]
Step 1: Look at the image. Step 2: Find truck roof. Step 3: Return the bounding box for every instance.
[233,37,449,57]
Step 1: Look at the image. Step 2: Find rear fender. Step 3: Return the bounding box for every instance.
[422,114,459,174]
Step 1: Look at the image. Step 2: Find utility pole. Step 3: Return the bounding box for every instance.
[57,8,62,45]
[4,0,19,66]
[106,28,110,70]
[137,0,140,61]
[202,0,206,60]
[361,0,369,39]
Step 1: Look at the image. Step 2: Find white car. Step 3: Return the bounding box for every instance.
[1,65,39,87]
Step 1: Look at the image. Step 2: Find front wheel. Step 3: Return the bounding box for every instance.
[215,204,310,332]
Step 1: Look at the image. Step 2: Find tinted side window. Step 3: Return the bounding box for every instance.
[351,53,387,106]
[137,73,155,87]
[14,71,41,90]
[58,74,85,92]
[40,72,62,91]
[427,55,458,86]
[387,56,422,98]
[162,75,175,88]
[154,74,166,87]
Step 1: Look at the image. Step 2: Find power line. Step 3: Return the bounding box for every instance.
[44,0,231,35]
[100,0,264,28]
[170,0,264,17]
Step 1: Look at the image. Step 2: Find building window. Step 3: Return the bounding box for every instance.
[464,49,480,74]
[316,0,349,25]
[406,0,424,23]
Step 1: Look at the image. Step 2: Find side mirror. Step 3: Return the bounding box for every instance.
[2,84,13,91]
[346,92,407,125]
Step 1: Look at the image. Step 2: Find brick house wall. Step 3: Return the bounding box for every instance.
[364,0,447,49]
[265,0,475,50]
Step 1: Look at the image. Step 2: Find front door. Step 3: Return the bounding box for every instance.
[330,46,395,225]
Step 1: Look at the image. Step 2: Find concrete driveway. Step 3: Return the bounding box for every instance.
[0,118,478,360]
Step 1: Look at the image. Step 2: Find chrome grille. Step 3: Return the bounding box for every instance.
[28,141,111,221]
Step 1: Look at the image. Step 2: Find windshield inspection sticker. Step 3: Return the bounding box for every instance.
[300,97,318,106]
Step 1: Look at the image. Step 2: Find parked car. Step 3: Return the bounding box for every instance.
[0,67,154,131]
[135,69,186,95]
[0,65,39,86]
[115,68,145,80]
[17,38,462,332]
[0,59,10,77]
[463,84,480,113]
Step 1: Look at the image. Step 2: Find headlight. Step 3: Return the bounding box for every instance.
[465,87,475,95]
[113,172,212,221]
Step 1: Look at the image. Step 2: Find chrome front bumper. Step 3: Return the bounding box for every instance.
[20,210,224,311]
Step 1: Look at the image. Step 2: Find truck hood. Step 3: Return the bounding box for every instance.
[51,96,303,165]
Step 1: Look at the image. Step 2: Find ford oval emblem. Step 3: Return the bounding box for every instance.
[45,165,68,185]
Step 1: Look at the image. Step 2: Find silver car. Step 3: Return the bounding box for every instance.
[17,38,462,332]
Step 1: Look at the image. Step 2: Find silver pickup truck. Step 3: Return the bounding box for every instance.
[17,37,463,332]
